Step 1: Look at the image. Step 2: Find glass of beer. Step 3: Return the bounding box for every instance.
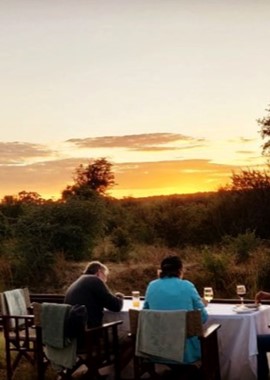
[132,291,140,308]
[203,287,214,303]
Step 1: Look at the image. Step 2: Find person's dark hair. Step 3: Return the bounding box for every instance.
[159,255,182,278]
[83,261,108,275]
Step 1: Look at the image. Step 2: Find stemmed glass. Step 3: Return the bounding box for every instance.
[236,285,246,305]
[203,287,214,304]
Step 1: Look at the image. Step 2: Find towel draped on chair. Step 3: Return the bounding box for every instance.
[4,289,28,316]
[135,309,187,364]
[41,303,77,369]
[4,289,28,328]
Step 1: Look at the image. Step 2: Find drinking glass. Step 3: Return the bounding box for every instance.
[132,291,140,308]
[236,285,246,304]
[203,287,214,303]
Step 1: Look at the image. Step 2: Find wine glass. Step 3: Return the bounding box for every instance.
[236,285,246,305]
[203,287,214,303]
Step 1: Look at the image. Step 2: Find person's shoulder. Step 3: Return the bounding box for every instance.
[80,274,103,285]
[180,279,195,287]
[147,278,160,287]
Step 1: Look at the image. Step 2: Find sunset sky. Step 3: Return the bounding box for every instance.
[1,0,270,200]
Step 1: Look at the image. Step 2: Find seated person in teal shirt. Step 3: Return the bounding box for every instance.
[143,255,208,364]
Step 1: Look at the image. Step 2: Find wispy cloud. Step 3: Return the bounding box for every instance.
[0,142,54,165]
[228,137,258,144]
[67,133,204,152]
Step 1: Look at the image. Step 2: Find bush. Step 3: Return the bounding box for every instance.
[200,246,232,297]
[222,230,260,263]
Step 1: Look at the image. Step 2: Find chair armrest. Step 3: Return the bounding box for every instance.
[202,323,221,339]
[2,314,34,320]
[85,320,123,333]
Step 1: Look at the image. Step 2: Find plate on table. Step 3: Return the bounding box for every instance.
[245,303,260,309]
[232,305,259,314]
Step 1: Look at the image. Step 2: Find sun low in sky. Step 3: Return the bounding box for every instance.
[0,1,269,200]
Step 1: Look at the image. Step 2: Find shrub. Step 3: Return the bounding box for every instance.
[222,230,260,263]
[200,246,232,297]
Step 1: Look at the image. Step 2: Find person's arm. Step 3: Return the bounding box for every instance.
[95,278,123,312]
[190,283,208,323]
[143,286,150,309]
[255,290,270,303]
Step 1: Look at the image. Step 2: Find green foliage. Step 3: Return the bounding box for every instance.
[93,227,131,263]
[211,171,270,239]
[0,195,107,289]
[252,248,270,292]
[201,247,231,295]
[110,227,131,249]
[222,230,260,263]
[0,211,10,242]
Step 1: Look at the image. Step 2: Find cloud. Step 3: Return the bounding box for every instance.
[67,133,204,152]
[236,150,254,154]
[228,137,257,144]
[0,157,83,198]
[0,142,54,164]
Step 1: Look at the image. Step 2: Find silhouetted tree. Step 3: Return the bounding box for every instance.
[62,158,115,200]
[258,105,270,156]
[213,169,270,238]
[228,169,270,191]
[17,191,43,204]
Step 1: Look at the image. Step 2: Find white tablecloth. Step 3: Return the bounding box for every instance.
[206,303,270,380]
[104,300,270,380]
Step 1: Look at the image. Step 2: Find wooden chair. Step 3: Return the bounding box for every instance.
[83,320,124,380]
[0,288,38,380]
[129,309,221,380]
[33,302,124,380]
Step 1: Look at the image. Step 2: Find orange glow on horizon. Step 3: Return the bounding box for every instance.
[0,158,266,202]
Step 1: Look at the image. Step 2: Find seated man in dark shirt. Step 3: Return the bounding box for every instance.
[65,261,132,374]
[64,260,124,328]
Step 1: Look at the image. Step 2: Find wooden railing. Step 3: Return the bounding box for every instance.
[29,293,65,304]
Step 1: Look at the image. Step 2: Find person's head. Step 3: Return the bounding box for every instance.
[83,261,109,283]
[159,255,183,278]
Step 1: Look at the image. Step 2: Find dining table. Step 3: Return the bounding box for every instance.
[104,299,270,380]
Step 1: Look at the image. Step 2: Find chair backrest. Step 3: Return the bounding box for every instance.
[84,320,124,379]
[129,308,203,338]
[134,309,203,364]
[1,288,32,328]
[129,309,221,380]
